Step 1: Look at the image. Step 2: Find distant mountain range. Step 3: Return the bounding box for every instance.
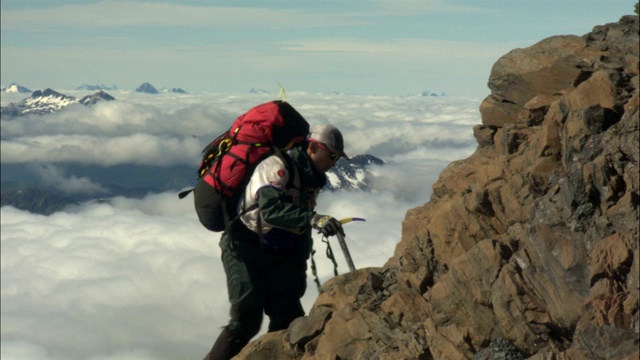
[420,90,447,97]
[3,82,448,97]
[0,85,185,118]
[0,88,115,117]
[76,84,119,91]
[249,88,270,94]
[1,155,384,215]
[2,82,189,95]
[136,82,189,94]
[164,87,188,94]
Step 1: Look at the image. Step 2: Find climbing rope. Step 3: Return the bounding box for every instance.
[310,217,365,292]
[310,235,339,292]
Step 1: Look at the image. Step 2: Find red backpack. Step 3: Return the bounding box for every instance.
[179,100,310,232]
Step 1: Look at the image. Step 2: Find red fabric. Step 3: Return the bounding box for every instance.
[205,101,283,197]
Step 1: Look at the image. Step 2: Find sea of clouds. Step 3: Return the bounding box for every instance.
[1,90,482,359]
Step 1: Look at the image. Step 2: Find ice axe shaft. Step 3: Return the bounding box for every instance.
[336,232,356,272]
[336,217,364,273]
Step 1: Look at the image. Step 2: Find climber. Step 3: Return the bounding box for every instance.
[203,124,349,360]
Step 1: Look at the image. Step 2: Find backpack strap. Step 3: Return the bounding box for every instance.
[276,146,300,191]
[236,146,299,244]
[222,198,259,239]
[178,188,194,199]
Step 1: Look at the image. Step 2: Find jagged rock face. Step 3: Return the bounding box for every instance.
[235,14,639,360]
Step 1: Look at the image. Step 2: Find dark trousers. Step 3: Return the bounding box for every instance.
[204,231,308,360]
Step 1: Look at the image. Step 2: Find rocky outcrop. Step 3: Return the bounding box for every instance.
[235,11,639,360]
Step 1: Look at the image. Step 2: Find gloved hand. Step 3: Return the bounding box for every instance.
[311,214,344,237]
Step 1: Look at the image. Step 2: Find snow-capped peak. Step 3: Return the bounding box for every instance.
[325,154,384,191]
[1,83,32,93]
[23,89,78,114]
[1,88,115,118]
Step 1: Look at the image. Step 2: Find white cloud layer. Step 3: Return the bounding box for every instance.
[1,92,480,359]
[30,164,108,195]
[1,190,423,359]
[1,91,480,166]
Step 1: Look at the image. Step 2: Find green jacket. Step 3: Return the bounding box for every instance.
[235,145,326,254]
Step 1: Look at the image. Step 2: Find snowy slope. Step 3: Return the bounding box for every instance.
[325,154,384,191]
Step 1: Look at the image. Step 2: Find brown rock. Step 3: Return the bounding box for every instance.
[287,307,333,348]
[589,233,633,284]
[473,124,496,147]
[565,70,617,110]
[480,35,589,127]
[234,330,297,360]
[519,94,557,125]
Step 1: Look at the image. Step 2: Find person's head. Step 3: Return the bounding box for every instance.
[307,124,349,173]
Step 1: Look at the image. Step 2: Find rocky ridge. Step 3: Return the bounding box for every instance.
[75,84,118,91]
[234,11,639,360]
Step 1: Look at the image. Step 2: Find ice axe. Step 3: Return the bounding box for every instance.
[310,217,366,291]
[336,217,366,272]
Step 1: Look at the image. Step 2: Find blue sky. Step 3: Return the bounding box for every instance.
[1,0,635,96]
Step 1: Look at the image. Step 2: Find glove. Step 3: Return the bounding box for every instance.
[311,214,344,237]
